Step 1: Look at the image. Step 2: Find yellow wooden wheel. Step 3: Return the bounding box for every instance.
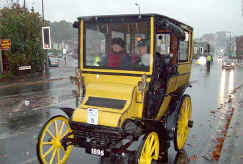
[37,116,73,164]
[137,132,159,164]
[174,95,192,151]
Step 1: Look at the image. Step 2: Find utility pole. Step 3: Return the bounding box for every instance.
[41,0,48,74]
[42,0,44,24]
[242,0,243,18]
[0,50,3,73]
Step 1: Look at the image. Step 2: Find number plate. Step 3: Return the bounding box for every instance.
[90,148,105,156]
[87,108,98,125]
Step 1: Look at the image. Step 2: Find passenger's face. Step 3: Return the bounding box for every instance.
[138,46,147,56]
[112,44,123,53]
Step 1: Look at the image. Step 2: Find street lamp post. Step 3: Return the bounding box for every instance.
[135,3,141,17]
[225,31,235,58]
[42,0,44,24]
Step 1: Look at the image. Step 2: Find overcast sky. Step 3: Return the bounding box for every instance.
[21,0,243,38]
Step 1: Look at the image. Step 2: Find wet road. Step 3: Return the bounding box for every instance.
[1,58,243,164]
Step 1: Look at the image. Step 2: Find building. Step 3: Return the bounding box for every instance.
[193,41,210,59]
[236,35,243,59]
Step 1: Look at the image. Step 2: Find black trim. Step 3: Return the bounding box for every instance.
[70,121,125,152]
[82,71,152,77]
[84,65,150,72]
[70,121,124,134]
[76,13,193,31]
[85,97,126,109]
[60,108,74,118]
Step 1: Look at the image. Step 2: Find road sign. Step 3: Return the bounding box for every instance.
[18,65,31,70]
[0,39,11,50]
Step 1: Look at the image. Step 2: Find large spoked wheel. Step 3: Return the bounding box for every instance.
[136,132,159,164]
[37,115,73,164]
[174,95,192,151]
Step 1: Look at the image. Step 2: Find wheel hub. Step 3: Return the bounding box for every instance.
[52,138,62,148]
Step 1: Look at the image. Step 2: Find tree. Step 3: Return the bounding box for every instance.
[0,4,45,75]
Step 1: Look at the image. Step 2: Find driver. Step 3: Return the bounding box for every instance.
[107,38,127,67]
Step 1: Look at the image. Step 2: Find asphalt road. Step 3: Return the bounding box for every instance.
[1,58,243,164]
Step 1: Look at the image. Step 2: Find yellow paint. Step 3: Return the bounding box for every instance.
[150,16,154,73]
[138,132,159,163]
[71,73,146,127]
[37,116,73,164]
[176,96,191,150]
[72,16,194,129]
[80,19,84,69]
[72,108,122,127]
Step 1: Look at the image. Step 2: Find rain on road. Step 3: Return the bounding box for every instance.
[1,58,243,164]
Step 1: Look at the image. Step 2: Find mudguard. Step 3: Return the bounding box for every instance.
[60,107,74,118]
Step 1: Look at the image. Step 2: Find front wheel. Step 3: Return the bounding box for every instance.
[37,115,73,164]
[136,132,159,164]
[174,95,192,151]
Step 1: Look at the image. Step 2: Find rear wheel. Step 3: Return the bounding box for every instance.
[136,132,159,164]
[37,115,73,164]
[174,95,192,151]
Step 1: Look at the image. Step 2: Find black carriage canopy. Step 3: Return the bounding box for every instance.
[73,14,192,72]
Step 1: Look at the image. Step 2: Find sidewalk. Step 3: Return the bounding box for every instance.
[219,86,243,163]
[0,65,75,89]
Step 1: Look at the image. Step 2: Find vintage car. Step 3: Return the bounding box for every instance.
[37,13,194,164]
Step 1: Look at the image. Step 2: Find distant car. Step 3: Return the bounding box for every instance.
[217,55,223,59]
[48,56,59,67]
[222,58,234,70]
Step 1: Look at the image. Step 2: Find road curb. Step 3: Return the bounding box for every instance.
[0,77,68,89]
[218,95,242,163]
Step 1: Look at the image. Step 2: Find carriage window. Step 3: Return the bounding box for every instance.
[156,34,170,54]
[179,31,189,62]
[84,21,150,71]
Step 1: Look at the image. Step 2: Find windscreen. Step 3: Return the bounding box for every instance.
[84,21,150,72]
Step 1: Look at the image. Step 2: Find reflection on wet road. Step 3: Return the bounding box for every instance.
[1,60,243,164]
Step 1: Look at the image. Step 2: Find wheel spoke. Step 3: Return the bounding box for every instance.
[148,136,154,150]
[54,120,59,137]
[43,145,54,158]
[47,129,56,139]
[57,148,60,164]
[149,145,155,156]
[59,121,65,136]
[49,147,57,164]
[42,141,53,145]
[61,129,69,139]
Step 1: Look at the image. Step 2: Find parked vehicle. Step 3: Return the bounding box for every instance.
[37,13,194,164]
[48,56,59,67]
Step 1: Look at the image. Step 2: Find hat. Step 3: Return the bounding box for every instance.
[137,39,149,47]
[111,38,125,48]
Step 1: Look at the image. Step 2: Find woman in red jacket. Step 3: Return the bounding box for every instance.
[107,38,127,67]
